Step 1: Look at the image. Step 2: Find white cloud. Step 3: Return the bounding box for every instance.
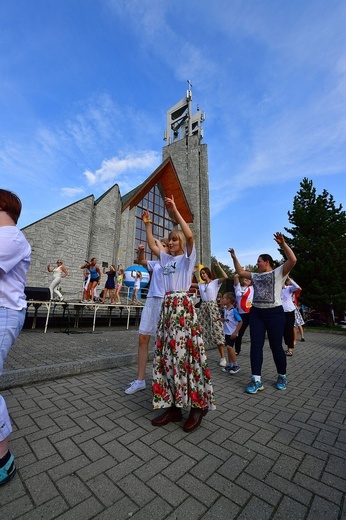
[83,150,161,187]
[60,187,85,197]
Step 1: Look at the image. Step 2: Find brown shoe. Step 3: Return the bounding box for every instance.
[151,407,182,426]
[183,408,208,432]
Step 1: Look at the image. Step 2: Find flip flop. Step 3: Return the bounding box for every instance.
[286,350,293,356]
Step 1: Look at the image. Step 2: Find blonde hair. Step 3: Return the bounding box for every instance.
[169,230,186,254]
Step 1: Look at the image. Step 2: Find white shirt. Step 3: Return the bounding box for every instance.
[198,278,221,302]
[234,282,254,314]
[281,279,301,312]
[160,245,196,293]
[52,265,63,278]
[0,226,31,310]
[223,307,242,335]
[146,260,165,298]
[251,265,288,308]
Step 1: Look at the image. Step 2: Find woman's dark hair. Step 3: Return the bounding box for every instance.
[259,254,276,269]
[200,267,212,278]
[0,189,22,224]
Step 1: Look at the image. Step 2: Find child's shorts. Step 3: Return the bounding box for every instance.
[225,334,236,347]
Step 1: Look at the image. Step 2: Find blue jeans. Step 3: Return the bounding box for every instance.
[0,308,26,441]
[249,306,286,376]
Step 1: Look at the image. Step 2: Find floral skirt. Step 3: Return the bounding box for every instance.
[199,301,224,348]
[294,305,305,326]
[152,291,216,411]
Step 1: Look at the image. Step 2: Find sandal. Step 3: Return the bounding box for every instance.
[286,350,293,356]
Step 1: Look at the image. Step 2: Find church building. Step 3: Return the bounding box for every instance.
[23,90,211,300]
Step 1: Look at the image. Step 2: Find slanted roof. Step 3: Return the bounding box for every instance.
[121,157,193,223]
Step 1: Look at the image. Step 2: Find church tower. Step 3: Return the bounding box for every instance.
[162,86,211,267]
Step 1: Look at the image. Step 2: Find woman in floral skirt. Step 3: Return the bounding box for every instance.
[194,261,229,367]
[145,195,216,432]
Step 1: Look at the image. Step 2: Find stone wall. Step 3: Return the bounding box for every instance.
[23,185,122,300]
[91,185,122,268]
[118,205,137,269]
[162,136,211,267]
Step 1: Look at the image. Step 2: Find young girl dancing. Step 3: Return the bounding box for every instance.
[194,261,228,367]
[147,195,216,432]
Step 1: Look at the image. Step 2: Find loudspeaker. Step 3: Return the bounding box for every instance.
[25,287,51,301]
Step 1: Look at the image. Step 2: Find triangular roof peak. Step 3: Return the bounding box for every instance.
[121,157,193,223]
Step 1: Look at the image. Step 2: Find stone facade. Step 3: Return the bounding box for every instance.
[162,136,211,267]
[118,205,137,269]
[23,185,122,300]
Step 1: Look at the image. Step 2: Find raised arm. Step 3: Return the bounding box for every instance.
[142,210,161,257]
[214,259,228,282]
[287,277,301,292]
[228,249,251,279]
[165,195,194,256]
[137,245,147,267]
[273,232,297,277]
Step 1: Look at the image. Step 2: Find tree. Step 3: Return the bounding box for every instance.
[210,256,234,292]
[283,178,346,327]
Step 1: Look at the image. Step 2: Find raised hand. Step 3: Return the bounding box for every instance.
[142,210,151,223]
[273,232,285,245]
[164,195,176,212]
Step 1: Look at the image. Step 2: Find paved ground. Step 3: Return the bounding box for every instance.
[0,325,345,519]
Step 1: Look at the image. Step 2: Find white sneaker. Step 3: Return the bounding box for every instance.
[125,380,146,395]
[219,357,227,367]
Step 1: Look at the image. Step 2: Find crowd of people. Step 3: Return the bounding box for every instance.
[46,257,126,305]
[0,187,305,486]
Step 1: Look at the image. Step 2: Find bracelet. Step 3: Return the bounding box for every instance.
[143,218,151,223]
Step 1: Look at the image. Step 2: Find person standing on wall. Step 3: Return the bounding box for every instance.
[101,264,117,304]
[0,189,31,485]
[80,258,101,303]
[131,270,142,304]
[114,268,124,304]
[47,259,68,301]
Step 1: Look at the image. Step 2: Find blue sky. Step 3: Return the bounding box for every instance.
[1,0,345,268]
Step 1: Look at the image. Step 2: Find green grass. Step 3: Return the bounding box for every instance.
[305,325,346,333]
